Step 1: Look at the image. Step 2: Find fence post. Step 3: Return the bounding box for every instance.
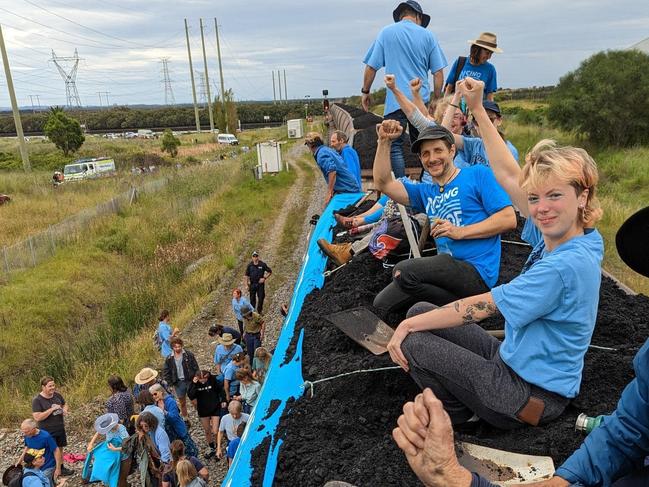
[28,237,36,267]
[2,246,8,275]
[48,226,56,255]
[129,187,137,205]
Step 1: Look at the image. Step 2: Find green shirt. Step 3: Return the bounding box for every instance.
[243,312,264,334]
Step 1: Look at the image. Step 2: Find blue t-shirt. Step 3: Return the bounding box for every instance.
[223,361,240,393]
[445,58,497,95]
[314,145,361,193]
[106,424,129,460]
[457,137,519,169]
[22,468,50,487]
[24,430,57,471]
[402,166,512,287]
[363,19,447,115]
[226,437,241,459]
[158,321,173,358]
[340,145,362,188]
[214,343,243,369]
[231,296,251,322]
[492,218,604,398]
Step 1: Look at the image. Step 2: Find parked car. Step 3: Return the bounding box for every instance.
[217,133,239,145]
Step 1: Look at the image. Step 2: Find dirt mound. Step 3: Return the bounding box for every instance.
[251,224,649,486]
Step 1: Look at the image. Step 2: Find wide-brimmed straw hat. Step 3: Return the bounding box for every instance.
[134,367,158,385]
[94,413,119,435]
[468,32,503,53]
[218,333,236,346]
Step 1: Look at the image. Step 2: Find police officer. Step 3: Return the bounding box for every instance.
[244,251,272,313]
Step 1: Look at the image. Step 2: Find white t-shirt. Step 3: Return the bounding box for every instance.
[219,413,250,441]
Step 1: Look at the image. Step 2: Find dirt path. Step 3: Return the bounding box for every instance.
[0,144,324,485]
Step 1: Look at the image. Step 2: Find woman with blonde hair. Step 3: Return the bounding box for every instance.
[175,459,205,487]
[386,76,603,431]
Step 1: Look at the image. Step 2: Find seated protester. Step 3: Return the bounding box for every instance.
[223,352,247,403]
[22,448,63,487]
[208,323,241,345]
[136,412,171,466]
[150,384,199,458]
[385,75,469,176]
[162,337,199,423]
[371,120,516,315]
[136,390,165,429]
[335,193,389,229]
[212,333,243,379]
[386,76,603,431]
[442,96,519,168]
[252,347,272,383]
[163,440,208,487]
[83,413,128,487]
[226,422,246,468]
[330,130,362,188]
[304,131,362,206]
[233,368,261,414]
[216,401,249,461]
[187,370,226,459]
[443,31,502,101]
[241,306,265,364]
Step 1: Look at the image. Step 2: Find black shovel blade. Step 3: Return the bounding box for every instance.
[616,206,649,278]
[326,307,394,355]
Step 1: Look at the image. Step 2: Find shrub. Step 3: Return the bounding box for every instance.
[43,107,85,155]
[548,50,649,146]
[161,129,181,157]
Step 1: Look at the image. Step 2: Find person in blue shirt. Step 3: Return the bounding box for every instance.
[305,132,361,205]
[444,32,502,101]
[372,121,516,316]
[136,412,171,464]
[362,0,447,178]
[212,333,243,378]
[330,130,362,188]
[157,310,176,359]
[22,448,58,487]
[386,76,603,433]
[230,288,251,339]
[18,420,61,486]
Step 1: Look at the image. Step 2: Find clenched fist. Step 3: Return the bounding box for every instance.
[376,119,403,142]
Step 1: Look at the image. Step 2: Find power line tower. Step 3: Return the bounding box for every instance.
[160,57,175,105]
[51,49,82,107]
[196,71,207,107]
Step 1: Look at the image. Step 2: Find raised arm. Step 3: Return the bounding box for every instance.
[409,77,430,119]
[384,75,419,119]
[432,69,444,99]
[362,65,377,112]
[458,78,528,214]
[441,90,464,151]
[372,120,410,205]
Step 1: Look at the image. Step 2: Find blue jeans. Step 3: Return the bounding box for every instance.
[384,109,420,179]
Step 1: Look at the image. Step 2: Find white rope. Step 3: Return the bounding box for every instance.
[301,366,402,398]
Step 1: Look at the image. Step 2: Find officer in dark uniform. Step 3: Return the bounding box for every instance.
[244,251,272,313]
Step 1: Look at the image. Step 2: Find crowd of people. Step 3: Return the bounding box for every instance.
[13,251,275,487]
[310,1,647,485]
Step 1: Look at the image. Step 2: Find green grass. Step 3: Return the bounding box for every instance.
[505,121,649,296]
[0,133,299,425]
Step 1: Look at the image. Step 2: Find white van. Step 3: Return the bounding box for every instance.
[217,133,239,145]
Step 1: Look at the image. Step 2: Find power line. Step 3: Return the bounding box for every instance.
[160,57,175,105]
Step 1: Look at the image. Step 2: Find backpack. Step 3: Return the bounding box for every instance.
[445,56,467,93]
[8,470,36,487]
[152,328,163,351]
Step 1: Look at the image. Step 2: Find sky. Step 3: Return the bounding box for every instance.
[0,0,647,108]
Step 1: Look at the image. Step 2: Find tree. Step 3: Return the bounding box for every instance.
[548,50,649,146]
[43,107,85,155]
[161,129,181,157]
[213,88,238,133]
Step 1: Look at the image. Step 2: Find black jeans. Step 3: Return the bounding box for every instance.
[250,284,266,314]
[402,302,569,428]
[373,254,489,315]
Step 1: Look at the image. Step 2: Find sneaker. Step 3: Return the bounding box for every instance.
[60,466,75,476]
[204,449,216,459]
[317,239,353,266]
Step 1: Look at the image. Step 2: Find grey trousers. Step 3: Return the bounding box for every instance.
[401,302,569,428]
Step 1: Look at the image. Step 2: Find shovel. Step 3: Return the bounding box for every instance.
[326,307,394,355]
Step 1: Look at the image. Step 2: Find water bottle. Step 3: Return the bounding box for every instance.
[575,413,604,434]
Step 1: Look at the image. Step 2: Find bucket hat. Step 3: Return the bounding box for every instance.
[468,32,503,53]
[218,333,236,346]
[134,367,158,385]
[482,100,502,116]
[94,413,119,435]
[411,126,455,154]
[393,1,430,28]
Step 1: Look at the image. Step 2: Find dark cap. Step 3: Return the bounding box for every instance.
[411,125,455,154]
[393,0,430,28]
[252,250,259,257]
[482,100,502,116]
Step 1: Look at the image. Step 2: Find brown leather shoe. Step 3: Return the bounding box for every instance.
[317,239,353,266]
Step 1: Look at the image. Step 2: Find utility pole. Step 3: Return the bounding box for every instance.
[213,18,227,132]
[272,71,276,104]
[29,95,38,113]
[160,57,175,105]
[97,92,102,106]
[199,18,215,133]
[0,25,30,171]
[184,18,201,133]
[284,69,288,103]
[277,69,282,103]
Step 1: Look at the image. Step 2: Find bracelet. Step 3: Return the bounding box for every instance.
[449,103,461,109]
[361,88,370,95]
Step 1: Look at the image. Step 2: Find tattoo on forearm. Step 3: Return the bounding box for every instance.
[461,301,498,325]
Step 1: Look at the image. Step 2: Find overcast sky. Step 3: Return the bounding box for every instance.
[0,0,647,108]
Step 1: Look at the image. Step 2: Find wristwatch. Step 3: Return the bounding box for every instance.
[361,88,370,94]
